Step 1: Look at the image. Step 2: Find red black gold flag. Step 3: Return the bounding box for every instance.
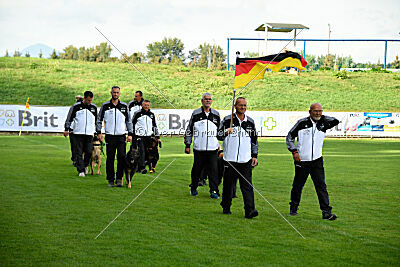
[234,51,308,88]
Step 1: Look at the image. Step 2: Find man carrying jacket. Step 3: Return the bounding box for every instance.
[184,93,221,199]
[218,97,258,218]
[97,86,133,187]
[286,103,339,220]
[132,99,161,174]
[64,91,97,177]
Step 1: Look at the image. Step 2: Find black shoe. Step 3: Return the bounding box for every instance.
[140,169,147,174]
[245,209,258,219]
[223,208,232,215]
[108,181,115,187]
[210,191,219,199]
[116,179,123,187]
[290,206,298,216]
[322,212,337,220]
[190,188,198,196]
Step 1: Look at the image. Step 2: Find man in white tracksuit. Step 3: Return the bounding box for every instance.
[218,97,259,219]
[132,100,161,174]
[184,93,221,199]
[286,103,339,220]
[97,86,133,187]
[64,91,97,177]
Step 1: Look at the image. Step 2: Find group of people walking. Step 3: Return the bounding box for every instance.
[185,94,338,220]
[64,86,160,187]
[65,87,338,220]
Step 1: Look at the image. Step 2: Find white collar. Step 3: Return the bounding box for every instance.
[235,113,247,122]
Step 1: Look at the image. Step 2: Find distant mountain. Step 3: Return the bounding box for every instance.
[21,43,58,58]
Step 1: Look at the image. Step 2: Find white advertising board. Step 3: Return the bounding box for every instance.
[1,105,399,137]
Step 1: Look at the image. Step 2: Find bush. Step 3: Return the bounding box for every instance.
[333,70,348,79]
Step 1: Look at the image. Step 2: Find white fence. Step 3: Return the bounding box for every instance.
[1,105,399,137]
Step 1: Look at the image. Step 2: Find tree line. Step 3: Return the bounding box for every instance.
[4,38,227,70]
[4,38,399,70]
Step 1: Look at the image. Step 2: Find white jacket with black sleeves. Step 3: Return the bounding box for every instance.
[217,113,258,163]
[132,109,159,137]
[128,99,143,122]
[184,107,221,151]
[64,102,97,135]
[96,100,133,136]
[286,115,339,161]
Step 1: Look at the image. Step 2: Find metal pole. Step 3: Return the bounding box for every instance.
[227,38,230,71]
[384,40,387,69]
[265,27,268,56]
[303,41,306,58]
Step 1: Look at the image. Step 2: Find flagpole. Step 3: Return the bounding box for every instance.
[19,97,29,136]
[229,89,236,128]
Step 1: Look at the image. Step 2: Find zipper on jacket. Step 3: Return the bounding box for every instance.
[236,123,241,162]
[311,124,315,161]
[206,117,209,151]
[114,106,117,135]
[85,107,88,135]
[145,115,148,135]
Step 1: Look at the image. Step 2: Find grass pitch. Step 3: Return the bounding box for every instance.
[0,136,399,265]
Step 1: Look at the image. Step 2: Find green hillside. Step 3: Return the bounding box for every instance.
[1,57,399,112]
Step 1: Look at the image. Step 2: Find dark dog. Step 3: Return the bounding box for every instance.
[125,146,140,188]
[146,136,160,173]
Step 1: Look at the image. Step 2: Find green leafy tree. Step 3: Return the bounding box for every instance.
[89,47,99,62]
[60,45,78,60]
[392,56,400,69]
[39,49,43,58]
[13,50,21,57]
[147,37,185,64]
[147,42,163,63]
[78,47,89,61]
[5,50,9,57]
[50,49,58,59]
[188,49,200,66]
[193,43,226,69]
[96,42,112,62]
[25,51,30,57]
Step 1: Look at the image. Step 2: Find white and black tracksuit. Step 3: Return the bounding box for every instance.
[64,102,97,173]
[96,100,133,182]
[128,99,143,122]
[132,109,160,169]
[184,107,221,193]
[218,113,258,215]
[286,115,339,212]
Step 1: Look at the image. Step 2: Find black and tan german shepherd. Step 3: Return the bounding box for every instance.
[125,146,140,188]
[146,136,161,173]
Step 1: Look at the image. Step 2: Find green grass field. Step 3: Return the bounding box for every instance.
[1,136,399,265]
[1,57,399,112]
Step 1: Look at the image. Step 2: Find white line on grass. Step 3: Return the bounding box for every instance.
[94,158,176,240]
[225,160,306,239]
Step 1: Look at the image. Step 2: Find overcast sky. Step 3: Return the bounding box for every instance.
[1,0,399,63]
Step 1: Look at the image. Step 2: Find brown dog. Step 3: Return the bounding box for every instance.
[125,146,140,188]
[90,139,102,175]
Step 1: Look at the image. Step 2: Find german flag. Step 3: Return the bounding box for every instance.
[234,51,307,88]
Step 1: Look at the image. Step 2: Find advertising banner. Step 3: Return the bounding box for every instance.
[1,105,399,137]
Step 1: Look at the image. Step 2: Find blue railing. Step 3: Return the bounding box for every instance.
[227,38,400,70]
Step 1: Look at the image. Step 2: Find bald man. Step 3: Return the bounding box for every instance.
[286,103,339,220]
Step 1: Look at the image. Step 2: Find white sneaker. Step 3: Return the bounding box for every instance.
[84,167,88,175]
[79,172,85,177]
